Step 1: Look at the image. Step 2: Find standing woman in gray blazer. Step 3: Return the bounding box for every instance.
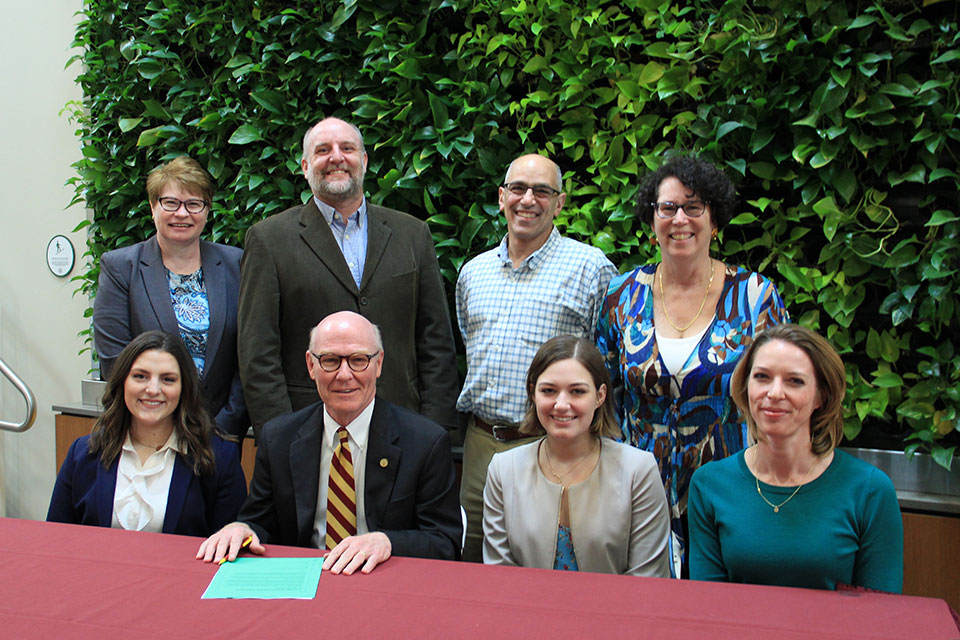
[93,156,248,441]
[482,336,671,577]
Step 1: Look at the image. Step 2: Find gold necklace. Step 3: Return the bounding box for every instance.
[658,259,715,334]
[542,439,598,484]
[753,448,818,513]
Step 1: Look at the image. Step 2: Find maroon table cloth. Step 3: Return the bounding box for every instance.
[0,518,955,639]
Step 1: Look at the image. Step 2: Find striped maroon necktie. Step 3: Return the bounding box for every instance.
[325,427,357,550]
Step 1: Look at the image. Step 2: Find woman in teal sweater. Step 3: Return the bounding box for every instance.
[688,324,903,592]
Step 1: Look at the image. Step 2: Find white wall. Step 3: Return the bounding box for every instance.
[0,1,88,519]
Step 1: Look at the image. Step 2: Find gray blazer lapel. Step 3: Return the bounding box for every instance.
[200,241,225,380]
[360,206,392,291]
[297,200,359,294]
[363,399,400,529]
[139,237,179,334]
[290,414,323,544]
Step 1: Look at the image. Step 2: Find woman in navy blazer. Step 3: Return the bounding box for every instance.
[48,331,247,536]
[93,156,248,439]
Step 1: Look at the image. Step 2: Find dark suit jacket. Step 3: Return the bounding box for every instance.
[47,435,247,537]
[93,236,249,438]
[238,398,461,560]
[237,200,459,435]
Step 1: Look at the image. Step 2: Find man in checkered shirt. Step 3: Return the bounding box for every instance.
[456,154,618,562]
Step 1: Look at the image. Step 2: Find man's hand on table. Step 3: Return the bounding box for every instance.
[196,523,265,564]
[324,532,392,575]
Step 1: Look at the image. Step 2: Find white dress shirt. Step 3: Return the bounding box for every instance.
[312,400,374,547]
[112,431,180,533]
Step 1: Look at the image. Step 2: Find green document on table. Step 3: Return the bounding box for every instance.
[202,557,324,599]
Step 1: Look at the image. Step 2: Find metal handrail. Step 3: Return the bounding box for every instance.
[0,356,37,432]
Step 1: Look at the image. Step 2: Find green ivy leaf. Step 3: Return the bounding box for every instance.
[729,212,757,225]
[873,372,904,388]
[847,15,878,29]
[522,54,548,74]
[118,117,143,132]
[866,328,881,359]
[637,61,665,86]
[136,126,163,147]
[925,210,959,226]
[880,331,900,363]
[931,49,960,65]
[250,89,286,114]
[931,446,956,470]
[228,124,262,145]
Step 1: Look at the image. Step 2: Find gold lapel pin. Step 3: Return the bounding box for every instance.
[379,458,389,468]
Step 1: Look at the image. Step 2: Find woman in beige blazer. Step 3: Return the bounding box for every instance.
[482,336,671,577]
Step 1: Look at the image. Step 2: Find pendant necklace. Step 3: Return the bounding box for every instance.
[542,439,598,485]
[754,448,818,513]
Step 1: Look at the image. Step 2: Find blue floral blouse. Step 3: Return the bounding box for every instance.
[554,524,579,571]
[596,263,788,571]
[167,268,210,376]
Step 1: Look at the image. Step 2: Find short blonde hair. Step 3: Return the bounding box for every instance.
[146,156,214,205]
[730,324,846,455]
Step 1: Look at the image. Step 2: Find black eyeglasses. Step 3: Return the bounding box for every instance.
[503,182,561,199]
[651,200,708,219]
[310,351,381,372]
[158,197,209,214]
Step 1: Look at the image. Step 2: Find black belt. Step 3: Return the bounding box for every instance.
[473,416,527,442]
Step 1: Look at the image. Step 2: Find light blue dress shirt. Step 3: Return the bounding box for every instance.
[315,196,368,289]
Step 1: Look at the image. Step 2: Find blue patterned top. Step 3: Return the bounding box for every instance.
[167,268,209,376]
[554,524,579,571]
[596,263,788,571]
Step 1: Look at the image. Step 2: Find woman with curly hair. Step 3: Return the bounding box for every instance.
[596,156,788,576]
[48,330,246,536]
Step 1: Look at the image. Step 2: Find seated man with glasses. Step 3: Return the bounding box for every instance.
[197,311,461,574]
[455,153,618,562]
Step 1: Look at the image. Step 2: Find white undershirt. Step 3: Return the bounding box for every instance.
[656,321,712,375]
[112,431,180,533]
[312,400,374,548]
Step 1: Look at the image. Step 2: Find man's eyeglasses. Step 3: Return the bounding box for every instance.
[651,200,708,219]
[310,351,381,372]
[158,197,209,214]
[503,182,561,199]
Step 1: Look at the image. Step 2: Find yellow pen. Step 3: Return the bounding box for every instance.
[218,535,253,565]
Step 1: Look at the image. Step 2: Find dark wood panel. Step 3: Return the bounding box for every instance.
[54,414,95,472]
[56,413,256,487]
[903,511,960,612]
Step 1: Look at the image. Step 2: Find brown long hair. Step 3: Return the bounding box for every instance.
[520,335,620,438]
[89,330,218,475]
[730,324,846,455]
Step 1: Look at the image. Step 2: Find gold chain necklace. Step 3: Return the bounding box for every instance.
[754,449,818,513]
[658,259,715,334]
[542,439,598,485]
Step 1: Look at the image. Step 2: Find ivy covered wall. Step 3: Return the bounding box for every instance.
[68,0,959,464]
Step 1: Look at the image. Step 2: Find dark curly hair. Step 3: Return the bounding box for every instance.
[637,156,736,230]
[89,330,220,475]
